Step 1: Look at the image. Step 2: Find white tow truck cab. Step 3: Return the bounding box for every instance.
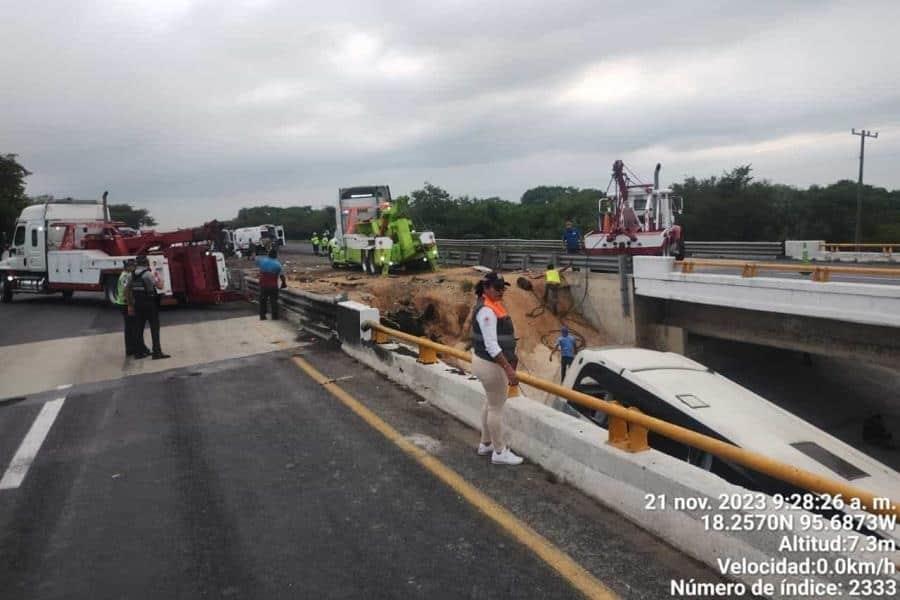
[0,199,171,303]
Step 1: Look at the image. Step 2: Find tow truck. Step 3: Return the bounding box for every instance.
[0,198,241,305]
[584,161,684,257]
[329,186,438,275]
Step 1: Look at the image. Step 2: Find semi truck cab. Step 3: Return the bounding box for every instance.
[0,200,173,303]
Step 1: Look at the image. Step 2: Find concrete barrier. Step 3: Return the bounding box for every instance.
[335,302,898,597]
[786,240,899,263]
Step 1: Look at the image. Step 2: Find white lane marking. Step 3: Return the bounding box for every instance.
[0,398,66,490]
[55,384,72,390]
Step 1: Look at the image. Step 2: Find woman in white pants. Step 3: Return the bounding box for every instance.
[469,272,524,466]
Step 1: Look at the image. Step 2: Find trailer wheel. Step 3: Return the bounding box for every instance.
[1,276,12,303]
[61,290,74,300]
[103,276,119,305]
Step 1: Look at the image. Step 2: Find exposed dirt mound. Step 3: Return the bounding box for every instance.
[281,265,608,403]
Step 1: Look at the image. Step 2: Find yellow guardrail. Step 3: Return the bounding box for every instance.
[363,320,899,518]
[679,258,900,282]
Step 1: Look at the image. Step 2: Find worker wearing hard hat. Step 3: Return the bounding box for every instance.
[470,271,524,466]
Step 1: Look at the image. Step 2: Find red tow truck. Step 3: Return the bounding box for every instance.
[0,198,242,305]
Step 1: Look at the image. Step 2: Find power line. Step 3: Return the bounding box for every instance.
[851,128,878,248]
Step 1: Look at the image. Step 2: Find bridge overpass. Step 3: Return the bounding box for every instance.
[629,257,900,368]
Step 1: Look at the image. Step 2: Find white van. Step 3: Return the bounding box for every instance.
[564,347,900,510]
[233,225,285,254]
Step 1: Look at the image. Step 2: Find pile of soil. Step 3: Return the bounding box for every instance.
[278,265,609,403]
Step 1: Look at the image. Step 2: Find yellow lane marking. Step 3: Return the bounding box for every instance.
[291,355,618,600]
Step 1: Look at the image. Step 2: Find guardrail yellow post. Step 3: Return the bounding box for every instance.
[606,400,629,450]
[418,345,438,364]
[507,385,520,398]
[741,263,758,278]
[373,329,390,344]
[812,267,831,282]
[626,407,650,453]
[681,261,695,274]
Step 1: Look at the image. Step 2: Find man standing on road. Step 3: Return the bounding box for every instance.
[130,255,170,360]
[257,248,287,320]
[563,220,581,254]
[311,232,320,256]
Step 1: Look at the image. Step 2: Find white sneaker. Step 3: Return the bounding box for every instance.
[491,447,524,466]
[477,443,494,456]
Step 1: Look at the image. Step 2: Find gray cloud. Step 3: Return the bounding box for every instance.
[2,0,898,228]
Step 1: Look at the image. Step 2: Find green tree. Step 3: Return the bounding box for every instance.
[109,204,158,228]
[0,154,31,242]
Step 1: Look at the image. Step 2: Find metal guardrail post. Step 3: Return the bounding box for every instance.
[618,255,630,317]
[361,320,899,517]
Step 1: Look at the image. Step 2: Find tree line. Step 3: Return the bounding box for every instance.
[3,153,899,243]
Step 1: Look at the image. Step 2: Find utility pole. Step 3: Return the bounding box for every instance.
[851,128,878,249]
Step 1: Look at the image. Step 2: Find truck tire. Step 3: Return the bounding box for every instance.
[61,289,74,300]
[103,276,119,305]
[1,276,12,303]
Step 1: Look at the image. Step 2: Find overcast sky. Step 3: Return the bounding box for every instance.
[3,1,899,228]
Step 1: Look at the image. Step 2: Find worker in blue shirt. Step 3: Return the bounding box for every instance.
[563,220,581,254]
[256,249,287,320]
[550,325,577,381]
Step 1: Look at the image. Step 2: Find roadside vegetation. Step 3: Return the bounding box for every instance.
[3,153,899,243]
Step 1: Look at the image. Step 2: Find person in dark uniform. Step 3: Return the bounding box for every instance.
[130,254,170,360]
[115,259,150,358]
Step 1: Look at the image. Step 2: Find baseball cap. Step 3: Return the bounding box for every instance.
[483,271,510,290]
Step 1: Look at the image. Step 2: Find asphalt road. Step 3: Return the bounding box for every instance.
[0,296,723,599]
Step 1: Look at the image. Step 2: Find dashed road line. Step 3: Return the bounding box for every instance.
[0,397,66,490]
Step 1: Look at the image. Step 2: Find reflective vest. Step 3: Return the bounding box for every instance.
[114,271,131,306]
[545,269,561,284]
[129,267,156,298]
[471,296,517,362]
[311,236,319,245]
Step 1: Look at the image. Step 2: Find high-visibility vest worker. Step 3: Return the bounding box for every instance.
[545,266,561,285]
[114,269,131,306]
